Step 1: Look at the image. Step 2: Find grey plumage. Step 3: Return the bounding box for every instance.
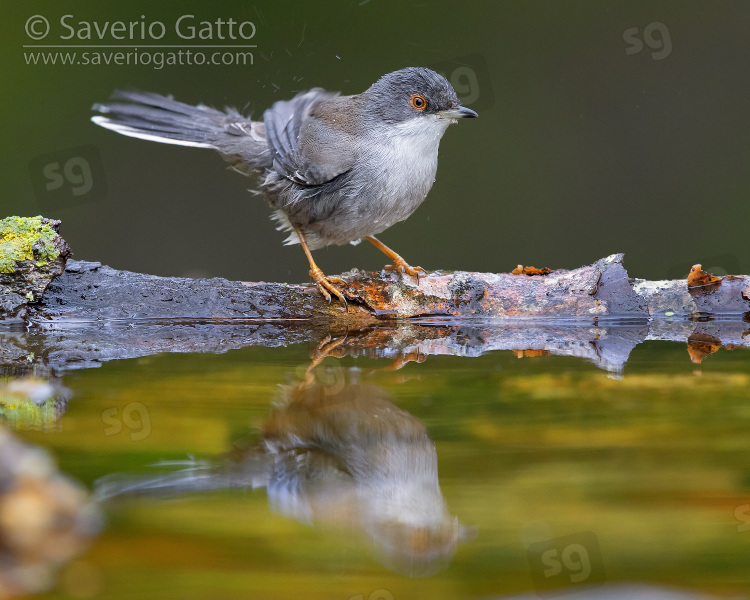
[92,68,476,297]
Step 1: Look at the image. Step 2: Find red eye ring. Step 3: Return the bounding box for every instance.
[409,94,427,110]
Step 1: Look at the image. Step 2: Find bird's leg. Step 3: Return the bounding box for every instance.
[295,226,347,306]
[365,236,426,283]
[302,334,348,386]
[380,349,426,372]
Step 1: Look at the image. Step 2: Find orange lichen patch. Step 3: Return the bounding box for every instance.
[687,264,723,288]
[511,349,552,358]
[686,333,722,364]
[511,265,551,276]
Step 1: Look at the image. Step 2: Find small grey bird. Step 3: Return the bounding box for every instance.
[91,68,477,303]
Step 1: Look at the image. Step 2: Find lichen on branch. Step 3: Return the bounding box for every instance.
[0,216,64,273]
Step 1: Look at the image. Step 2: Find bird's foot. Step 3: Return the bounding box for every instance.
[382,349,426,371]
[384,257,426,284]
[310,267,348,308]
[302,334,349,385]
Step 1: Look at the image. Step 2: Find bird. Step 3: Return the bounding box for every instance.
[91,68,477,304]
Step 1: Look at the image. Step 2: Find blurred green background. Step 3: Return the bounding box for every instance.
[1,1,748,283]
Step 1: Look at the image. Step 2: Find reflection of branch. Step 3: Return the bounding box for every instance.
[2,314,748,377]
[304,320,748,374]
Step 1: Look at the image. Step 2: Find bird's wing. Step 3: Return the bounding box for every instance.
[264,89,357,186]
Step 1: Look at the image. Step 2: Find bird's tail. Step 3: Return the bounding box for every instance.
[93,453,272,502]
[91,89,242,150]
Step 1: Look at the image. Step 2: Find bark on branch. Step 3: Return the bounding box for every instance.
[10,253,750,325]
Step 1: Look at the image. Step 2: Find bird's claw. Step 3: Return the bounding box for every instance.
[384,259,426,284]
[383,350,426,371]
[310,269,348,309]
[301,333,349,385]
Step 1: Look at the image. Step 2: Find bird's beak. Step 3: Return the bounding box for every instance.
[437,105,478,119]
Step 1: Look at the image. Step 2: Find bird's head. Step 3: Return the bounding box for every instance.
[362,67,478,129]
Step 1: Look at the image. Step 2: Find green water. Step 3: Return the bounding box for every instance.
[9,340,750,599]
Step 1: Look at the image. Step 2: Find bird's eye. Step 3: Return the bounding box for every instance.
[409,94,427,110]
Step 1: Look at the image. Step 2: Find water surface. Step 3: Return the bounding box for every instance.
[6,333,750,599]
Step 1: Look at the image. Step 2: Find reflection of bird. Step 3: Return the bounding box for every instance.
[96,377,464,576]
[92,68,476,303]
[264,381,463,576]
